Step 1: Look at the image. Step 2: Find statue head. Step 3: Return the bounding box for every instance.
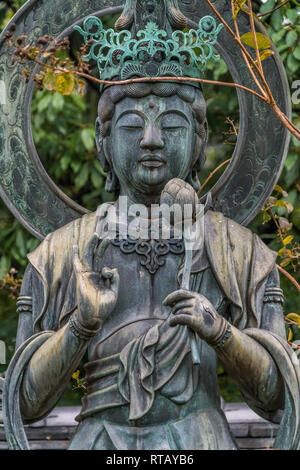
[75,1,223,204]
[95,82,207,204]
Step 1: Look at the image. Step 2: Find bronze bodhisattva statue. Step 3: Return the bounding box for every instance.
[1,0,300,451]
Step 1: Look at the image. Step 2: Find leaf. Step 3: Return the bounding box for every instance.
[74,162,89,189]
[60,155,71,171]
[283,235,294,245]
[37,94,51,113]
[275,185,288,198]
[293,44,300,61]
[274,200,294,214]
[91,170,103,189]
[16,230,26,258]
[81,128,94,152]
[285,153,298,171]
[259,49,274,61]
[287,313,300,324]
[241,32,271,50]
[280,258,292,267]
[288,327,293,342]
[0,255,11,279]
[52,91,64,111]
[43,71,57,91]
[270,9,284,31]
[286,9,299,24]
[77,79,86,97]
[72,370,80,380]
[232,0,247,19]
[284,202,294,214]
[259,0,275,15]
[287,54,299,73]
[56,72,75,96]
[262,211,271,224]
[286,30,298,47]
[278,216,293,233]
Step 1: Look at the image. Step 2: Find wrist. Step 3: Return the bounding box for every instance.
[206,317,232,349]
[69,311,99,341]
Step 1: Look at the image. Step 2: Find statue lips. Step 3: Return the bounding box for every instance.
[139,154,166,169]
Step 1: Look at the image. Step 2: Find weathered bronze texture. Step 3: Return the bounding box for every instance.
[0,0,291,239]
[1,0,300,452]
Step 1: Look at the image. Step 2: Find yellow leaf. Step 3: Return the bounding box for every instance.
[275,185,288,198]
[288,327,293,342]
[280,258,291,267]
[43,71,57,91]
[283,235,294,246]
[259,49,274,62]
[287,313,300,324]
[241,32,271,50]
[278,247,285,256]
[233,0,247,19]
[72,370,80,380]
[56,72,75,96]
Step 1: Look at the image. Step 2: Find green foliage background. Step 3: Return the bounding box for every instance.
[0,0,299,404]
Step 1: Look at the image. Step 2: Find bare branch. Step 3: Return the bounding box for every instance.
[258,0,290,18]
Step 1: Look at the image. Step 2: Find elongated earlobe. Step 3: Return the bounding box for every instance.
[186,167,201,192]
[95,117,110,172]
[195,121,208,171]
[95,117,119,193]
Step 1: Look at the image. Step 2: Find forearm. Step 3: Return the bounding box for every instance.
[20,313,93,420]
[213,322,284,411]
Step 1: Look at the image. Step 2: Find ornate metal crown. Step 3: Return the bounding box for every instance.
[74,0,223,86]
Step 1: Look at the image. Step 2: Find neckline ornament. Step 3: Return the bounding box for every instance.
[74,0,223,89]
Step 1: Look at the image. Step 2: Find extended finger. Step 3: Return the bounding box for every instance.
[172,300,194,314]
[83,233,100,270]
[163,289,195,307]
[73,245,86,274]
[96,237,111,261]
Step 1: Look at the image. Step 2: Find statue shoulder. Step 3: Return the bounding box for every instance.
[27,210,99,268]
[204,210,277,259]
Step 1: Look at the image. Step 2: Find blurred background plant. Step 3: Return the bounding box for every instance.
[0,0,299,403]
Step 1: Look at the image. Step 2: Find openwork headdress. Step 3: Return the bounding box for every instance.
[75,0,223,87]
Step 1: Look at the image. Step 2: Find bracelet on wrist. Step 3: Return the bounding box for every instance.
[69,313,98,341]
[208,317,232,349]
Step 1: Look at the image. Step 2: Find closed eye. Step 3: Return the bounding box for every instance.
[161,126,186,131]
[120,125,143,130]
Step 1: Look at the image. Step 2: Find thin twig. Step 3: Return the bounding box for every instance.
[258,0,290,18]
[28,54,267,100]
[248,0,263,76]
[231,0,266,96]
[197,158,231,195]
[204,0,299,138]
[277,264,300,292]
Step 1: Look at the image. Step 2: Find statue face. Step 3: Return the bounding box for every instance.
[104,93,201,203]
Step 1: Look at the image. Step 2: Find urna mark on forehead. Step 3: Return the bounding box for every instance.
[97,83,207,130]
[113,94,195,125]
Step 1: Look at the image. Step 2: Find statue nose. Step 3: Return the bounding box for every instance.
[140,124,164,151]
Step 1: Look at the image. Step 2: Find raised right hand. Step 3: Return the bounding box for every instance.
[72,234,119,332]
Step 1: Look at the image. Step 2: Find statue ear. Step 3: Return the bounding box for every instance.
[186,120,208,192]
[95,117,119,194]
[195,120,208,171]
[95,117,111,173]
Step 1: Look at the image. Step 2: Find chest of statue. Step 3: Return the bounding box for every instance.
[88,243,225,360]
[89,243,183,359]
